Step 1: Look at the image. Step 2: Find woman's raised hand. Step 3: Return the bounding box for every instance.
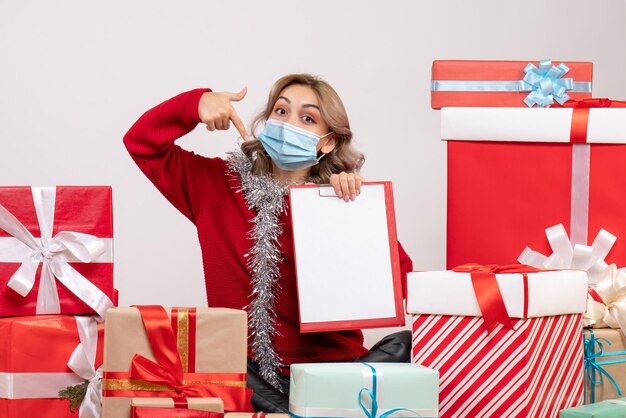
[198,88,249,141]
[330,172,363,202]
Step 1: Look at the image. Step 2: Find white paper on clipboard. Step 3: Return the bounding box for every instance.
[289,182,403,332]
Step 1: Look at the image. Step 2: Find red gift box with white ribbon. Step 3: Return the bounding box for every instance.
[443,100,626,283]
[0,315,104,418]
[0,186,114,318]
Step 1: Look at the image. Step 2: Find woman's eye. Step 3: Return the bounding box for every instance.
[274,108,287,116]
[302,115,316,124]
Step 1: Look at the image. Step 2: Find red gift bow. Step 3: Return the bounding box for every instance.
[554,98,626,143]
[452,264,542,332]
[125,305,253,411]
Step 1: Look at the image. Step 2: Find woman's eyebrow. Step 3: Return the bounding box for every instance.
[302,104,320,110]
[277,96,291,103]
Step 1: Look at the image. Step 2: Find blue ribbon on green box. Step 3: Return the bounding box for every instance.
[358,363,423,418]
[584,329,626,403]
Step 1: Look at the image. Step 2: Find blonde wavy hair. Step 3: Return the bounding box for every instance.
[240,74,364,184]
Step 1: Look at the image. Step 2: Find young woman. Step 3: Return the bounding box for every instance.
[124,74,413,412]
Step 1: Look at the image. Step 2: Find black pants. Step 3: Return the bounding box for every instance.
[246,330,412,413]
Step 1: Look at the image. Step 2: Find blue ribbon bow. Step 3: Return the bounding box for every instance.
[358,362,424,418]
[584,329,626,403]
[430,58,591,107]
[520,59,574,107]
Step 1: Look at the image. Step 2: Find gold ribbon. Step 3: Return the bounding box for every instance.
[103,378,246,391]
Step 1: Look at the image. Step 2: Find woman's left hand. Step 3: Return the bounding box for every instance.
[330,172,363,202]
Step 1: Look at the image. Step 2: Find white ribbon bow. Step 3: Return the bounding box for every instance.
[0,187,113,320]
[583,264,626,335]
[0,316,103,418]
[518,223,616,285]
[67,316,103,418]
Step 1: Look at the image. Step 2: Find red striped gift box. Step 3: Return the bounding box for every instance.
[412,313,583,418]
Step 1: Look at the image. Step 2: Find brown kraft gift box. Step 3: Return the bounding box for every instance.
[585,328,626,403]
[102,306,250,417]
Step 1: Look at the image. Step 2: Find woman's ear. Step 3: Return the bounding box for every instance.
[320,134,337,154]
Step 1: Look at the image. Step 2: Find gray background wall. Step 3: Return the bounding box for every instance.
[2,0,625,346]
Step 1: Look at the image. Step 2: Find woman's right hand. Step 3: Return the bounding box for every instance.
[198,88,249,141]
[330,172,363,202]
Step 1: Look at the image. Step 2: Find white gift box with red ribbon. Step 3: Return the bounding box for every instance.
[407,269,588,318]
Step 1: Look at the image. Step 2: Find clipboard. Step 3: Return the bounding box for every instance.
[288,181,405,333]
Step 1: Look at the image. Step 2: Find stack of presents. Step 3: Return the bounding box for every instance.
[1,58,626,417]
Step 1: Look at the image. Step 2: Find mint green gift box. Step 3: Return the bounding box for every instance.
[289,363,439,418]
[560,398,626,417]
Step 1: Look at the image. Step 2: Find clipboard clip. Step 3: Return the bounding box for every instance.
[318,185,340,198]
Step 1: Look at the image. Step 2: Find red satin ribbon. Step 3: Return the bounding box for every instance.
[587,286,604,304]
[559,98,626,108]
[121,305,253,411]
[570,107,590,144]
[554,98,626,144]
[174,397,188,408]
[452,264,542,332]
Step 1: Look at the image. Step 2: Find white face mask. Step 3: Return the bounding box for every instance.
[258,119,332,171]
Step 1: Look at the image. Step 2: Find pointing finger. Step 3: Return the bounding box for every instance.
[231,111,249,141]
[222,117,231,131]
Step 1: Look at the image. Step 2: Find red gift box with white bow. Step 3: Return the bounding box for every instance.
[0,314,104,417]
[0,186,115,318]
[442,100,626,284]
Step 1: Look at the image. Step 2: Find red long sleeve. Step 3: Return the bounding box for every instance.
[123,88,214,222]
[124,89,414,368]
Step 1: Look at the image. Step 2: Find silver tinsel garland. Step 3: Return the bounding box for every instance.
[227,150,288,392]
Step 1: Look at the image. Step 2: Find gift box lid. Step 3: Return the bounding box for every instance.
[406,270,588,317]
[104,306,247,373]
[431,59,593,109]
[441,106,626,144]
